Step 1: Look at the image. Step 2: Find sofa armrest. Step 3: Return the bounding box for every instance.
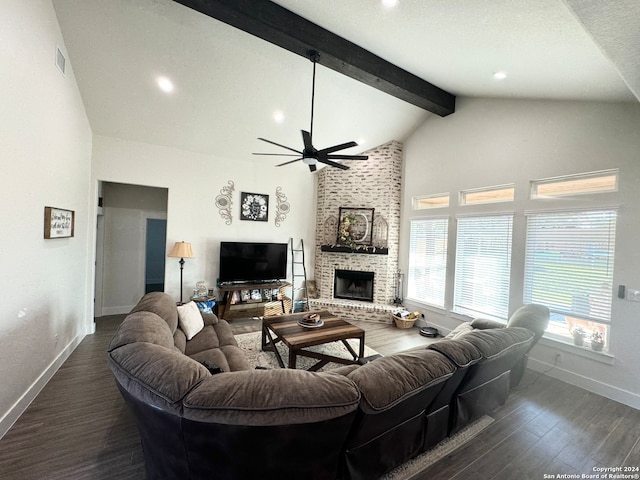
[202,313,219,326]
[470,318,505,330]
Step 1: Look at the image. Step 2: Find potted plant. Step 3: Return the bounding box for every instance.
[590,331,604,352]
[571,326,586,346]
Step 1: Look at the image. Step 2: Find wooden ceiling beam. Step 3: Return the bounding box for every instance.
[173,0,456,116]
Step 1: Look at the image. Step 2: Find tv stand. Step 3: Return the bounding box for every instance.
[218,281,291,321]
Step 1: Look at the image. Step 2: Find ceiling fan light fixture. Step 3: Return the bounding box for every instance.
[253,50,368,172]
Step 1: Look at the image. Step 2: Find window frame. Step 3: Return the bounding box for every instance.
[530,169,618,199]
[406,216,449,308]
[453,213,514,320]
[523,207,617,350]
[459,184,515,206]
[412,193,450,210]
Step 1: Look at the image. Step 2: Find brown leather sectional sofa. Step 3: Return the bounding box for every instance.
[108,292,549,480]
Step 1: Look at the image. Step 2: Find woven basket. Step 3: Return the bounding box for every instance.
[392,314,416,329]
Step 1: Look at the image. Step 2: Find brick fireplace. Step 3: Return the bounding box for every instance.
[309,141,402,323]
[334,269,374,302]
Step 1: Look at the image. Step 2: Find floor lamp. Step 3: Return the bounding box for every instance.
[168,241,194,304]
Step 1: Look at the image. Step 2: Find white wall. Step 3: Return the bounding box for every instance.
[0,0,93,436]
[401,97,640,408]
[91,135,317,305]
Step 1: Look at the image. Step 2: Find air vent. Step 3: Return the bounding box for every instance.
[55,46,66,76]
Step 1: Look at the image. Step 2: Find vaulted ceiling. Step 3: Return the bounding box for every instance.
[51,0,639,165]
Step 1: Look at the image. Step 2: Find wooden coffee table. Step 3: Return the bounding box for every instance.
[261,310,365,370]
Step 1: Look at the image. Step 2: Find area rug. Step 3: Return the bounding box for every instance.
[235,330,379,371]
[381,415,495,480]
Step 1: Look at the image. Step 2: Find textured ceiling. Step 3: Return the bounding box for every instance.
[51,0,638,164]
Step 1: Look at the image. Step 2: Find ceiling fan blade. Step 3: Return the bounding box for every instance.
[257,138,302,155]
[253,153,301,156]
[318,141,358,155]
[326,154,369,160]
[309,164,317,172]
[317,157,350,170]
[301,130,313,151]
[276,158,303,167]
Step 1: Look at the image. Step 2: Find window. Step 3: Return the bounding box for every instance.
[412,193,450,210]
[524,209,617,348]
[531,170,618,199]
[407,218,448,308]
[460,184,515,205]
[454,214,513,319]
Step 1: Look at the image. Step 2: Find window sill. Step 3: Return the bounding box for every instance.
[538,335,615,365]
[403,298,447,315]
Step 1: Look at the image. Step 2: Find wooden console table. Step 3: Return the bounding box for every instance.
[218,282,291,321]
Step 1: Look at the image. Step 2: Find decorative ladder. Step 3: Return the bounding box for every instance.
[289,238,309,313]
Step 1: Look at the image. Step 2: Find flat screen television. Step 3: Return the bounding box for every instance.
[219,242,288,284]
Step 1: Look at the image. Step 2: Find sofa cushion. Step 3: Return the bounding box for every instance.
[108,311,175,352]
[173,328,187,354]
[444,322,474,340]
[130,291,180,334]
[183,370,360,426]
[109,342,210,414]
[188,345,251,372]
[347,349,455,413]
[185,321,238,356]
[458,327,535,359]
[177,301,205,340]
[427,338,482,368]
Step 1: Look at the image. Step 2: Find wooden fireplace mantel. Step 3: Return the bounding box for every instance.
[320,245,388,255]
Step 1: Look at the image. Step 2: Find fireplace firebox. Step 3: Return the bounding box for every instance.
[334,270,374,302]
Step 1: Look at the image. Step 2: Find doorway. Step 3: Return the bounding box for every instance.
[145,218,167,293]
[95,181,168,317]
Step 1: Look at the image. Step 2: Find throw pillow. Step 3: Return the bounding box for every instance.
[177,301,204,340]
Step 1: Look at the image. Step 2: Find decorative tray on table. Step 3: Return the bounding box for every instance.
[298,313,323,328]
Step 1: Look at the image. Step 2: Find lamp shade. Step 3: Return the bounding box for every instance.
[168,241,194,258]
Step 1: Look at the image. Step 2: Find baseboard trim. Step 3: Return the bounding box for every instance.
[527,357,640,410]
[0,332,85,439]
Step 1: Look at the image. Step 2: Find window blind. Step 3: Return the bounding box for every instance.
[454,214,513,319]
[524,209,617,323]
[407,218,448,308]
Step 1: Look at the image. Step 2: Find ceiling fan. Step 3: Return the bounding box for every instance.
[253,51,368,172]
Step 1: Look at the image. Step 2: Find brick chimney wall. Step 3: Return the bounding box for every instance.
[313,140,402,308]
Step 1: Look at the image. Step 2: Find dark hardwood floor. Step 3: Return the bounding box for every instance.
[0,315,638,479]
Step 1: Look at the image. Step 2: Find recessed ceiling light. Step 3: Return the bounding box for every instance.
[493,71,508,80]
[157,76,174,93]
[273,110,285,124]
[382,0,399,8]
[357,138,366,146]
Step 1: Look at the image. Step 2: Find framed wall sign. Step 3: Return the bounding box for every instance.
[44,206,75,239]
[240,192,269,222]
[337,207,374,247]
